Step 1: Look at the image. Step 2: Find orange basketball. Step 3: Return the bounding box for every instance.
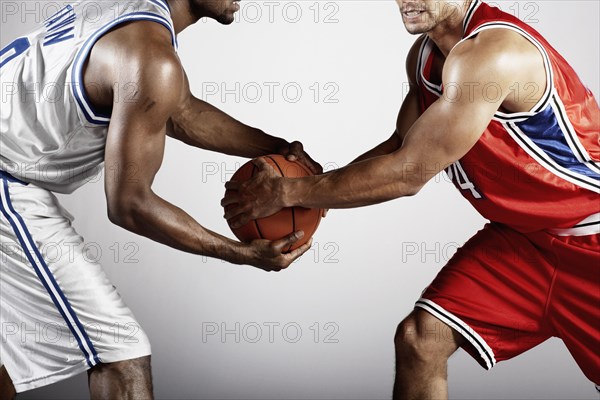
[225,155,323,252]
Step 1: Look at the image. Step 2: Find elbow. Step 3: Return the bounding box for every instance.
[106,192,148,231]
[401,181,424,198]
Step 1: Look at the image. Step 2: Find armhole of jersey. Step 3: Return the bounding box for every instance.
[148,0,171,14]
[70,12,178,126]
[462,0,482,34]
[459,22,554,123]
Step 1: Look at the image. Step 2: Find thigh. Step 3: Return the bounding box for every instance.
[416,223,556,370]
[548,233,600,384]
[0,180,150,393]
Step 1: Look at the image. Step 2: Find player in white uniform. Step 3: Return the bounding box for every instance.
[0,0,319,397]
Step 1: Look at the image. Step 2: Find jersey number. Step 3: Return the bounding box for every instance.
[0,37,31,69]
[446,161,483,199]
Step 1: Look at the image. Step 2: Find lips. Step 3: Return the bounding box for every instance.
[403,9,425,17]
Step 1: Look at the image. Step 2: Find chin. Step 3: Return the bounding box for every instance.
[217,12,236,25]
[405,27,426,35]
[403,21,431,35]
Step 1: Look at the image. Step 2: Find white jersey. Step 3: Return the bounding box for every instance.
[0,0,177,193]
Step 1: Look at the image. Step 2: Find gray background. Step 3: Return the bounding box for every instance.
[1,0,599,399]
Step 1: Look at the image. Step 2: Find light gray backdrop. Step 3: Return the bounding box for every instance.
[1,1,599,399]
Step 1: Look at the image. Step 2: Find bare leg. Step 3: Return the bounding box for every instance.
[393,310,464,400]
[0,366,16,400]
[88,356,153,400]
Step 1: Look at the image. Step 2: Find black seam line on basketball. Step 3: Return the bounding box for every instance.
[506,123,600,190]
[573,221,600,228]
[470,22,553,113]
[250,163,265,239]
[415,300,494,369]
[265,156,293,252]
[552,96,592,164]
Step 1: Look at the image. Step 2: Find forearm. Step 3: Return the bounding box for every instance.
[170,98,289,157]
[110,192,249,264]
[283,152,422,210]
[349,133,402,164]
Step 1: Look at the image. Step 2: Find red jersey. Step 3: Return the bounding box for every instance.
[417,0,600,234]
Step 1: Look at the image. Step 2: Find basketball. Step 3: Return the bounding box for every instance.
[224,155,323,252]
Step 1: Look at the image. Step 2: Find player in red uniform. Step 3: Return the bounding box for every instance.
[223,0,600,397]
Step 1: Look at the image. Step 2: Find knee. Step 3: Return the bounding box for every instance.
[394,311,458,365]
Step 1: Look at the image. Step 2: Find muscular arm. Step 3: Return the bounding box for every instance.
[105,49,243,260]
[166,75,321,174]
[102,26,308,270]
[284,34,533,209]
[224,31,537,225]
[285,45,511,208]
[167,91,290,158]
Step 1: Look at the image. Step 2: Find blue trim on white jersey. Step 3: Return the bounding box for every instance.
[149,0,170,13]
[515,104,600,181]
[0,178,100,368]
[71,11,178,125]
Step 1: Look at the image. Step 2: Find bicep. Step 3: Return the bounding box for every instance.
[397,77,508,186]
[105,104,167,197]
[104,57,184,205]
[396,36,425,143]
[396,86,421,144]
[399,94,494,168]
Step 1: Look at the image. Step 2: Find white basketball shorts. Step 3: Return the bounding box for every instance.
[0,171,151,392]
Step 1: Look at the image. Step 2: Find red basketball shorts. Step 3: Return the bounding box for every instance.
[416,222,600,384]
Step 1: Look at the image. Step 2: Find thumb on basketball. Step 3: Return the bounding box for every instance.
[251,157,272,172]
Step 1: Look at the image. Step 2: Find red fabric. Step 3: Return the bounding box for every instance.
[422,223,600,383]
[418,1,600,232]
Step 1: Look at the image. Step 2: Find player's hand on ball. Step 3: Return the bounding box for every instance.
[247,231,312,272]
[280,141,322,176]
[222,157,285,228]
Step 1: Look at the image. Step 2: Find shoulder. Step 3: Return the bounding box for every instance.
[104,22,186,113]
[444,28,539,84]
[114,22,182,82]
[94,20,185,97]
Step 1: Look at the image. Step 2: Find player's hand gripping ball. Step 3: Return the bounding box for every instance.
[224,155,323,252]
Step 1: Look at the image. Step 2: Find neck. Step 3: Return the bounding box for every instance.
[427,0,472,57]
[167,0,200,34]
